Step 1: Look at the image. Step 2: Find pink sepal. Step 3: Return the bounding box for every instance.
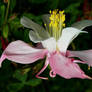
[36,56,49,80]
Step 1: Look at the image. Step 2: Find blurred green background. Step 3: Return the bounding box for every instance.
[0,0,92,92]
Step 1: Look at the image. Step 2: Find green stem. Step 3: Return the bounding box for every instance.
[5,0,10,24]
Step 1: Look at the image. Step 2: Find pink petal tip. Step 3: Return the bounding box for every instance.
[0,54,6,67]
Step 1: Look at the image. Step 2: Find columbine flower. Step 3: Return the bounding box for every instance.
[0,10,92,80]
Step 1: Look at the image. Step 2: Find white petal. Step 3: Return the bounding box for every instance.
[29,30,50,43]
[21,16,45,32]
[41,37,56,52]
[21,16,50,43]
[57,27,87,53]
[42,14,50,31]
[71,20,92,30]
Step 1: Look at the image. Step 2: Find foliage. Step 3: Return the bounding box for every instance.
[0,0,92,92]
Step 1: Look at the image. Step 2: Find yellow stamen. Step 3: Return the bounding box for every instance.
[48,9,65,40]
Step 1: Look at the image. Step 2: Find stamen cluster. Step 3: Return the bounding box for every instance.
[49,9,65,40]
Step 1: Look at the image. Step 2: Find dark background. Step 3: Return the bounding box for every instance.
[0,0,92,92]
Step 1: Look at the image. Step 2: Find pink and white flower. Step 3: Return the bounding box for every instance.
[0,10,92,80]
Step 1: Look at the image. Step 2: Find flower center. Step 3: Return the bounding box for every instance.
[49,9,65,40]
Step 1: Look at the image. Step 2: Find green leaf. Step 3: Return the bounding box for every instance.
[10,0,16,12]
[65,3,80,13]
[23,30,30,42]
[28,0,46,4]
[13,70,27,83]
[0,61,13,82]
[7,83,24,92]
[65,3,81,25]
[9,17,21,27]
[49,0,59,9]
[26,78,42,87]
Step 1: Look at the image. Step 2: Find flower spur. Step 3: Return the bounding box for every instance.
[1,10,92,79]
